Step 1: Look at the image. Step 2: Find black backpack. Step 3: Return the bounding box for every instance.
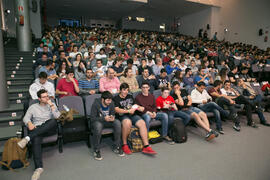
[169,118,187,143]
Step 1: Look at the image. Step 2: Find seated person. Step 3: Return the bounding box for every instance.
[171,70,184,88]
[138,59,153,75]
[29,72,55,100]
[38,60,58,81]
[191,82,229,134]
[171,81,218,141]
[33,53,49,71]
[152,57,164,76]
[125,58,138,76]
[55,51,72,68]
[228,65,239,84]
[56,61,68,79]
[194,67,213,86]
[90,91,124,160]
[135,82,174,144]
[112,58,124,77]
[239,67,256,82]
[183,68,195,88]
[78,69,99,95]
[37,45,53,59]
[18,89,60,180]
[157,68,171,89]
[99,68,120,94]
[93,59,107,79]
[113,83,157,155]
[188,60,198,75]
[74,61,86,80]
[166,59,180,75]
[120,68,140,93]
[233,80,270,127]
[208,80,240,132]
[137,68,158,93]
[56,68,80,98]
[156,87,190,130]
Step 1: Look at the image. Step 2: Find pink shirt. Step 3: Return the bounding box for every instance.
[99,77,120,93]
[56,78,79,98]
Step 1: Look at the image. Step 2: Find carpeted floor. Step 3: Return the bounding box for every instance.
[1,112,270,180]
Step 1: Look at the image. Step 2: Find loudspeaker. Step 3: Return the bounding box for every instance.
[259,29,263,36]
[207,24,210,30]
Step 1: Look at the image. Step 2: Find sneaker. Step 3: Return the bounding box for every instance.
[233,123,241,131]
[163,136,175,145]
[261,122,270,127]
[216,128,225,135]
[142,146,157,155]
[122,144,132,155]
[205,131,216,141]
[93,150,103,161]
[113,146,125,157]
[247,122,259,128]
[17,138,28,149]
[31,168,44,180]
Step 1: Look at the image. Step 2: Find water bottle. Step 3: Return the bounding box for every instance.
[63,105,70,112]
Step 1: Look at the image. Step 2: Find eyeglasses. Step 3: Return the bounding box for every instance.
[142,86,149,89]
[41,95,49,98]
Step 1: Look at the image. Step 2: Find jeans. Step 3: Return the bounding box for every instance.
[92,120,121,151]
[199,102,229,129]
[234,95,253,123]
[142,112,169,137]
[168,110,191,126]
[216,97,240,124]
[29,119,57,169]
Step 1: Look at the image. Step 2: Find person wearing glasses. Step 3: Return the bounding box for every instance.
[18,89,61,180]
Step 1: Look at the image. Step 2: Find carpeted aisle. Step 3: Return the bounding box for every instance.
[1,113,270,180]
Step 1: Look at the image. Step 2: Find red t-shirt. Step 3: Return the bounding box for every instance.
[56,78,79,98]
[156,96,175,111]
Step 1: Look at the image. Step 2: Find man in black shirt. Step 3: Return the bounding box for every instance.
[171,81,218,141]
[156,68,171,89]
[113,83,157,155]
[228,65,239,84]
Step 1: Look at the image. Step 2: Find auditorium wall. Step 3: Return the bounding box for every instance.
[179,0,270,50]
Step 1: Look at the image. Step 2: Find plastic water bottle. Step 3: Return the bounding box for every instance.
[63,105,70,112]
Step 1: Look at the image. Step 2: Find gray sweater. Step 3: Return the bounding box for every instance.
[23,103,61,126]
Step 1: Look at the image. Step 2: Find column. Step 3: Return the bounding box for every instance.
[14,0,32,51]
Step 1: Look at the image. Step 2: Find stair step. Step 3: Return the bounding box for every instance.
[0,115,23,123]
[6,76,33,81]
[9,96,29,105]
[0,103,24,117]
[6,71,33,75]
[6,67,33,71]
[0,124,22,141]
[8,88,29,98]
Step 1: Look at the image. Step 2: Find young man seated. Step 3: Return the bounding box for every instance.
[156,68,171,89]
[208,80,240,132]
[171,81,218,141]
[29,72,55,100]
[135,82,174,144]
[56,68,80,98]
[18,89,61,180]
[221,80,270,127]
[78,68,99,95]
[156,87,191,131]
[90,91,124,160]
[191,82,229,134]
[113,83,157,155]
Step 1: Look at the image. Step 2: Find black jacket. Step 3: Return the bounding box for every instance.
[90,98,115,123]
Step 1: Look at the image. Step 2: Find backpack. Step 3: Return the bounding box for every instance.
[148,130,163,144]
[169,118,187,143]
[127,127,143,152]
[0,137,29,170]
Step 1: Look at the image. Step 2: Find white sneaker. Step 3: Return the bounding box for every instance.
[17,138,28,149]
[31,168,44,180]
